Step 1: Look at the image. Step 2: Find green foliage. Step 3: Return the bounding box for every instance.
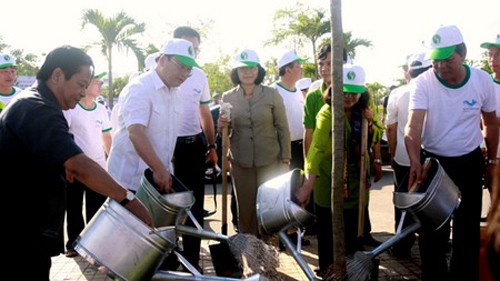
[101,75,130,99]
[203,55,234,96]
[0,37,39,76]
[82,9,146,107]
[268,2,330,75]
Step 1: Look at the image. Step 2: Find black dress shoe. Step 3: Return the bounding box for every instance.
[363,235,382,247]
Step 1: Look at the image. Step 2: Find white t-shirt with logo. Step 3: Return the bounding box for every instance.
[409,66,496,157]
[63,102,112,168]
[0,86,22,111]
[178,67,210,137]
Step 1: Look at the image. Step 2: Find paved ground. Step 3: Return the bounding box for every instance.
[50,166,492,280]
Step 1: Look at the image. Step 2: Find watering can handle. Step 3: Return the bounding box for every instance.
[409,158,432,192]
[369,220,421,258]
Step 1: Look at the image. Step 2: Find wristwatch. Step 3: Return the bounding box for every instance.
[119,190,135,206]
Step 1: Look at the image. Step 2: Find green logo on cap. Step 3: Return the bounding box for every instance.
[3,55,11,61]
[432,34,441,45]
[188,46,194,57]
[240,52,248,60]
[347,71,356,81]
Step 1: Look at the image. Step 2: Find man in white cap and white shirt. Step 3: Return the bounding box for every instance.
[272,50,307,170]
[165,26,217,273]
[0,53,22,112]
[405,24,498,281]
[385,52,431,259]
[107,38,199,194]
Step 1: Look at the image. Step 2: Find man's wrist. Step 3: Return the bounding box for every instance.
[207,144,217,150]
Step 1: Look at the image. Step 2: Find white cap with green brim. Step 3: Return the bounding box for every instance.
[278,50,307,69]
[0,53,16,69]
[408,53,432,71]
[480,34,500,49]
[233,49,260,68]
[424,25,464,60]
[160,38,199,68]
[296,77,312,91]
[343,64,366,93]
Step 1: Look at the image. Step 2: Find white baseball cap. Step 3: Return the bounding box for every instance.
[278,50,307,69]
[343,64,366,93]
[424,25,464,60]
[407,53,432,71]
[296,77,312,91]
[480,34,500,49]
[0,53,16,69]
[233,49,260,68]
[144,52,160,70]
[160,39,199,67]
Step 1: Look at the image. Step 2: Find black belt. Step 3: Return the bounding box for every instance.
[177,133,203,144]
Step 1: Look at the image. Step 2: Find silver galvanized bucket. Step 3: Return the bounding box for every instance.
[393,158,461,231]
[136,168,195,227]
[74,198,177,281]
[256,169,315,234]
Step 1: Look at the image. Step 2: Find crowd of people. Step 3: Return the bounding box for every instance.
[1,23,499,281]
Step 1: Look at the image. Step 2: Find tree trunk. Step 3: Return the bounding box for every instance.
[330,0,347,279]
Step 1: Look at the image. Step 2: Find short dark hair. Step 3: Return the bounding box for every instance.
[36,45,94,82]
[278,61,295,76]
[317,43,331,60]
[409,66,431,79]
[454,42,467,57]
[230,65,266,85]
[317,44,348,62]
[173,26,201,43]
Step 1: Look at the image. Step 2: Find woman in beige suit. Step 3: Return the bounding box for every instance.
[219,49,291,236]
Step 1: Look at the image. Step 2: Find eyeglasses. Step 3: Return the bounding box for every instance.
[237,66,258,73]
[171,58,193,75]
[487,52,500,60]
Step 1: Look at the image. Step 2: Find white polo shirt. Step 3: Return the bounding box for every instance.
[64,102,112,169]
[107,70,182,191]
[272,82,304,141]
[386,85,410,166]
[177,67,211,137]
[409,66,496,157]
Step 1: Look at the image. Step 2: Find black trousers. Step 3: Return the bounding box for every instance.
[419,148,483,281]
[391,161,416,254]
[315,204,370,271]
[173,133,207,267]
[65,179,106,251]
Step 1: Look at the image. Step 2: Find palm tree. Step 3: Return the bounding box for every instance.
[268,3,330,72]
[82,9,146,108]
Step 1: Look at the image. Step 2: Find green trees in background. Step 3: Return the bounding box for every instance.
[0,36,39,77]
[81,9,146,108]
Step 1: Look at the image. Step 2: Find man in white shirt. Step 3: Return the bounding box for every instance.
[166,26,217,272]
[272,50,307,170]
[405,25,498,281]
[386,52,431,259]
[107,38,199,194]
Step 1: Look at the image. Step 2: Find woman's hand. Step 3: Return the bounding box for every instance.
[362,108,374,123]
[217,116,230,132]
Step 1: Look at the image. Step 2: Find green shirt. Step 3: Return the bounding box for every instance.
[303,83,328,129]
[305,102,382,209]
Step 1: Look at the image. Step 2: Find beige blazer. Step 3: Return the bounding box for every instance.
[222,84,291,168]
